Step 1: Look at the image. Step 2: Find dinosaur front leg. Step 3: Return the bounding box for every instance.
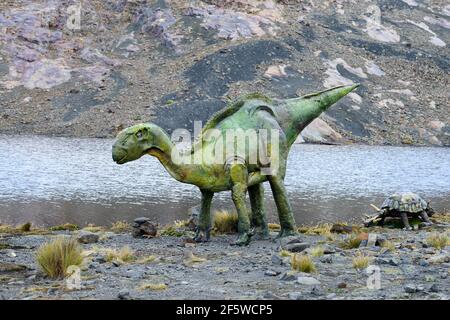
[400,212,412,230]
[248,183,269,239]
[419,211,433,226]
[268,176,297,237]
[193,189,214,242]
[229,163,252,246]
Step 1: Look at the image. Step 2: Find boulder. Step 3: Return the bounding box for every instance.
[132,218,157,238]
[284,242,310,253]
[330,224,354,234]
[77,231,99,244]
[297,276,320,286]
[296,118,344,144]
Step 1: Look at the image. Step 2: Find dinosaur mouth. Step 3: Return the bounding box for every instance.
[115,154,127,164]
[147,147,162,154]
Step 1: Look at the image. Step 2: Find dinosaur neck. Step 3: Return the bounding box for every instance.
[277,84,359,146]
[147,132,185,182]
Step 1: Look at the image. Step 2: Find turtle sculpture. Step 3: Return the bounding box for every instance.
[112,84,359,245]
[367,192,434,230]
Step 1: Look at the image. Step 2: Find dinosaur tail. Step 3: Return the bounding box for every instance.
[278,84,360,146]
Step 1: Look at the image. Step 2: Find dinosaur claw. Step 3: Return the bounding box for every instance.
[193,227,210,243]
[251,227,270,240]
[232,232,252,246]
[277,228,298,238]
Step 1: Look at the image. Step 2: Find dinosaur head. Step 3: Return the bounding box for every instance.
[112,123,168,164]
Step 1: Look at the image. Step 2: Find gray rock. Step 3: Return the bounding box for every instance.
[94,255,106,264]
[323,245,336,254]
[262,291,282,300]
[429,284,440,292]
[284,242,310,253]
[88,262,98,269]
[264,270,279,277]
[419,260,430,267]
[404,284,417,293]
[376,257,399,266]
[326,293,337,299]
[310,286,324,296]
[280,272,297,281]
[133,220,157,238]
[427,254,450,264]
[288,292,302,300]
[297,276,320,286]
[271,254,283,266]
[77,231,99,244]
[134,217,151,225]
[320,256,333,264]
[279,236,306,248]
[112,261,122,267]
[376,235,388,246]
[117,290,131,300]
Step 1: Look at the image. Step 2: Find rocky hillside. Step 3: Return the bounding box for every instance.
[0,0,448,145]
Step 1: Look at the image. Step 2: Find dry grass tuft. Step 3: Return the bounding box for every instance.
[298,223,332,236]
[213,210,238,234]
[0,224,48,235]
[0,224,15,234]
[139,283,167,291]
[82,224,105,233]
[173,219,190,228]
[352,252,372,270]
[291,254,316,273]
[137,255,158,264]
[36,237,83,279]
[339,234,362,249]
[49,223,79,231]
[280,249,292,257]
[20,222,32,232]
[268,223,281,231]
[310,246,325,257]
[380,240,396,252]
[159,225,185,237]
[104,246,135,264]
[431,213,450,224]
[183,251,206,267]
[426,233,449,250]
[110,221,132,233]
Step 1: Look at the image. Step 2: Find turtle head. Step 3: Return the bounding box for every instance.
[112,123,167,164]
[426,203,435,216]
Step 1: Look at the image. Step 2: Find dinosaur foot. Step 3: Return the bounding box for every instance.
[251,227,270,240]
[193,227,210,243]
[277,228,298,238]
[232,232,252,246]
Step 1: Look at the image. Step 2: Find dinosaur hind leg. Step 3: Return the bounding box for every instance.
[228,163,252,246]
[268,175,297,237]
[193,189,214,242]
[248,183,269,239]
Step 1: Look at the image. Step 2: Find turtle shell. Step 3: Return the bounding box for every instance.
[381,192,429,214]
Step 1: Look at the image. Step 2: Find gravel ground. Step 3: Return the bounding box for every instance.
[0,221,449,300]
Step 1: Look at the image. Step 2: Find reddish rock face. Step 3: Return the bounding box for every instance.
[0,0,448,146]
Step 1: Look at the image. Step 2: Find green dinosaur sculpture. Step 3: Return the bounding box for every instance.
[112,84,359,245]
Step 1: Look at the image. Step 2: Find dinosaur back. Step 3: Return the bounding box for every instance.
[201,93,273,135]
[189,93,275,153]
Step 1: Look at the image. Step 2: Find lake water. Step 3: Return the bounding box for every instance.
[0,135,449,227]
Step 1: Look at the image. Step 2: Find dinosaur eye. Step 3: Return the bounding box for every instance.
[136,131,143,138]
